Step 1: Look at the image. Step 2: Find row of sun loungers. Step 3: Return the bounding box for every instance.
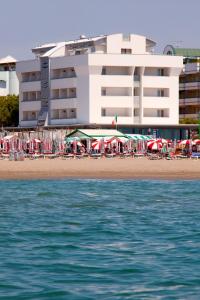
[0,151,200,161]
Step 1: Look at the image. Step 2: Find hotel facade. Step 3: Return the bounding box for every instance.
[164,45,200,122]
[16,33,183,128]
[0,56,19,96]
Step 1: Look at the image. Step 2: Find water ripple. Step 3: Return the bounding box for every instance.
[0,179,200,299]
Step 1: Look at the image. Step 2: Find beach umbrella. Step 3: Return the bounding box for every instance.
[178,140,192,147]
[91,140,107,150]
[107,136,128,144]
[193,139,200,145]
[147,140,162,150]
[126,134,152,141]
[156,138,168,144]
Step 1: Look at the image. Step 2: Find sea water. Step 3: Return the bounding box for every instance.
[0,179,200,299]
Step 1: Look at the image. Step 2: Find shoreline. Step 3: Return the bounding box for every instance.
[0,157,199,180]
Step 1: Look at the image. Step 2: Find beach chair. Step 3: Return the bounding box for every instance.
[191,152,200,159]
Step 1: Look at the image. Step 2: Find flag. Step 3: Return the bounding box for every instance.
[112,114,118,126]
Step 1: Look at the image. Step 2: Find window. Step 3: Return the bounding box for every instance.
[69,109,76,118]
[0,80,6,89]
[123,34,131,41]
[102,88,106,96]
[121,48,132,54]
[157,89,165,97]
[101,108,106,116]
[157,109,164,117]
[158,68,164,76]
[102,67,106,75]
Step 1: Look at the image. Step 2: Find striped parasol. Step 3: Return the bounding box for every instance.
[147,140,163,150]
[126,134,153,141]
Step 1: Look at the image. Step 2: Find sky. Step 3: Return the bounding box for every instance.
[1,0,200,60]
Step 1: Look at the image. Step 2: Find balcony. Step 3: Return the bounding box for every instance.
[101,66,132,76]
[101,96,133,108]
[22,72,41,82]
[179,98,200,106]
[21,81,41,92]
[101,87,132,97]
[50,118,77,125]
[179,82,200,90]
[51,68,76,80]
[51,73,76,80]
[180,113,199,120]
[51,77,77,89]
[20,120,37,127]
[51,98,77,110]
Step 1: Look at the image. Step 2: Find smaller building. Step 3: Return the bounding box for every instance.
[0,56,19,96]
[164,45,200,122]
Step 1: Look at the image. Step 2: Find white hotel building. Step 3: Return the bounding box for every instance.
[16,33,183,128]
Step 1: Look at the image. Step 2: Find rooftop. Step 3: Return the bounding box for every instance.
[0,55,16,65]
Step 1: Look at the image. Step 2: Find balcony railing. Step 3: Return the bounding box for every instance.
[22,98,41,102]
[51,73,76,80]
[22,76,41,82]
[51,95,76,100]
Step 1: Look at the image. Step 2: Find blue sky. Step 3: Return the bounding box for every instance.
[1,0,200,60]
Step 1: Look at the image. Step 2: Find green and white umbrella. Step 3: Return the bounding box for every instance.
[126,134,153,141]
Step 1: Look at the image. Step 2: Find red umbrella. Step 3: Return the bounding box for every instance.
[147,140,162,150]
[193,139,200,145]
[178,140,191,146]
[91,140,107,150]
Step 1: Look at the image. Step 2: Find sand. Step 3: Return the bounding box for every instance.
[0,157,199,180]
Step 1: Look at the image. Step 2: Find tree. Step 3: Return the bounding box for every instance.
[0,95,19,127]
[179,118,198,124]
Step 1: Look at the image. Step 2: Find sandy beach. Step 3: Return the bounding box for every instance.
[0,157,199,180]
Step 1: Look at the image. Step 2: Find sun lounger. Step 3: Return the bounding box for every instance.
[191,152,200,159]
[75,154,85,159]
[134,153,145,158]
[175,154,189,159]
[148,154,162,160]
[62,154,74,159]
[90,153,102,159]
[105,153,116,158]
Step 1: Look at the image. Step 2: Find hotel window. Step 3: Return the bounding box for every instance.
[157,89,165,97]
[123,34,131,41]
[101,88,106,96]
[69,109,76,118]
[0,80,6,88]
[101,108,106,116]
[158,68,164,76]
[121,48,132,54]
[157,109,164,117]
[102,67,106,75]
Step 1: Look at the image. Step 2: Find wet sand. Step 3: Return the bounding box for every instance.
[0,157,199,180]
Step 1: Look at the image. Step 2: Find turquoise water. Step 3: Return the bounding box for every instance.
[0,179,200,299]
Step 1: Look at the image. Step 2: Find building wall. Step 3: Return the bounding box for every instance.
[0,71,19,96]
[17,34,183,127]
